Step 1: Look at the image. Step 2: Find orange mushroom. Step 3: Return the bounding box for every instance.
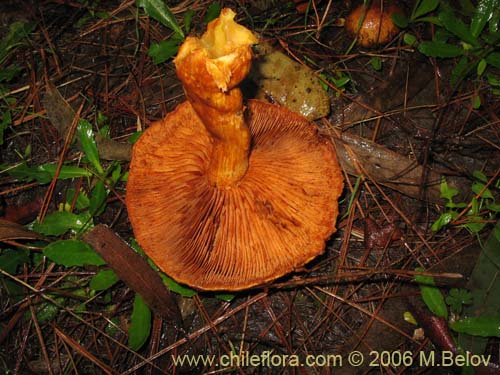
[126,9,343,291]
[345,1,402,47]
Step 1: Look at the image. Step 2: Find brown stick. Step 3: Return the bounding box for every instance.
[82,225,182,324]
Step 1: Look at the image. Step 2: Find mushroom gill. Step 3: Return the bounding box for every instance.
[126,9,343,291]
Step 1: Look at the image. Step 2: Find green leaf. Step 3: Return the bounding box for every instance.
[415,268,448,318]
[4,162,44,182]
[128,294,152,350]
[32,211,93,236]
[479,219,500,267]
[472,94,482,109]
[473,170,488,182]
[128,131,143,144]
[204,2,221,24]
[23,144,32,159]
[35,299,62,324]
[446,288,473,313]
[440,178,459,202]
[66,188,90,210]
[183,9,196,33]
[0,65,23,83]
[451,315,500,337]
[160,274,197,298]
[477,58,487,76]
[458,220,500,355]
[451,55,470,85]
[136,0,184,38]
[89,180,107,216]
[434,28,451,43]
[215,293,235,302]
[90,269,119,291]
[38,164,92,181]
[470,0,497,38]
[439,10,479,46]
[391,13,409,28]
[418,41,464,58]
[0,249,30,274]
[332,76,350,88]
[462,217,486,233]
[2,279,23,300]
[486,52,500,69]
[97,112,109,127]
[469,196,480,215]
[96,11,110,19]
[486,202,500,212]
[369,57,382,71]
[431,212,456,232]
[481,30,500,45]
[403,33,417,46]
[77,119,104,175]
[44,239,105,267]
[6,162,92,184]
[472,182,494,200]
[129,238,197,297]
[489,6,500,32]
[412,0,439,20]
[110,163,122,184]
[0,21,35,65]
[148,39,180,64]
[415,16,442,25]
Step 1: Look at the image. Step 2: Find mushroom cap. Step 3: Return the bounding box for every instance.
[126,100,343,291]
[345,2,402,47]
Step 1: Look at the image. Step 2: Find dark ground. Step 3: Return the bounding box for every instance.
[1,0,499,374]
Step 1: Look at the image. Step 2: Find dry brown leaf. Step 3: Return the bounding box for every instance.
[0,218,42,242]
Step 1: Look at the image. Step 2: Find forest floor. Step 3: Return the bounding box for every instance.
[1,0,499,374]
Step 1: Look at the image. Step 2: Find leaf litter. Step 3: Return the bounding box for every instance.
[0,0,499,373]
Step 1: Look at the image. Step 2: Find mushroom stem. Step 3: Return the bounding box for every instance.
[185,79,250,187]
[174,8,257,187]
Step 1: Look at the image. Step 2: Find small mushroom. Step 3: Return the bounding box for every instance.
[126,9,343,291]
[345,1,402,47]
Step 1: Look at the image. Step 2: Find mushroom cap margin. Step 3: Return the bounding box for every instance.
[126,100,343,291]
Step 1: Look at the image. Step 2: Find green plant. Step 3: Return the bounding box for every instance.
[391,0,441,29]
[137,0,222,65]
[415,269,500,336]
[413,219,500,365]
[136,0,185,64]
[0,21,35,80]
[393,0,500,102]
[415,267,449,318]
[446,288,473,314]
[319,71,351,93]
[0,20,36,145]
[432,171,500,233]
[0,112,143,345]
[73,0,110,28]
[0,105,232,349]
